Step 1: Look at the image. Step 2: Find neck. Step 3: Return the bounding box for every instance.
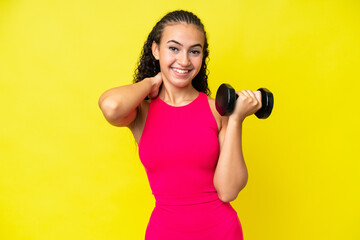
[158,81,199,107]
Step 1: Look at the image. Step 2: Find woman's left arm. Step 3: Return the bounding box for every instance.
[213,90,262,202]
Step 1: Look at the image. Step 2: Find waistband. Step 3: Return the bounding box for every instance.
[154,192,221,206]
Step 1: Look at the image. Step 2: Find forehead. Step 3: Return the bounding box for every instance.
[160,23,204,46]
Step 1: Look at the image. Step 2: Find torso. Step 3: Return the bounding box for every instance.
[129,95,223,144]
[136,93,242,239]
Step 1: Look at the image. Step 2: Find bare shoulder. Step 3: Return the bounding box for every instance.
[206,96,224,132]
[128,99,151,144]
[206,96,230,149]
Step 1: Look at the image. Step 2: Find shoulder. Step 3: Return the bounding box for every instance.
[206,95,228,133]
[206,95,230,150]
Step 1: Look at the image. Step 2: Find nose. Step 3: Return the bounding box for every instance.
[178,51,191,66]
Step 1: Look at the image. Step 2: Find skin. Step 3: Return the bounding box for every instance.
[98,22,262,202]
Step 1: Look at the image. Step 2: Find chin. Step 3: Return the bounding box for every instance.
[171,78,194,88]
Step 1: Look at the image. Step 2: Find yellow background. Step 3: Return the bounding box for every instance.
[1,0,359,239]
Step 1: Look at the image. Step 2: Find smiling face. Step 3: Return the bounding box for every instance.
[152,23,205,89]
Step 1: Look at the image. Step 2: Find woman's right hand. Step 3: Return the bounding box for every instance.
[148,72,163,99]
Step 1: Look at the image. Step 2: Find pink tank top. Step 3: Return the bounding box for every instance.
[139,92,220,205]
[138,92,244,239]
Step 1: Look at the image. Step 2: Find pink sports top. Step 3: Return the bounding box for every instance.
[138,92,243,239]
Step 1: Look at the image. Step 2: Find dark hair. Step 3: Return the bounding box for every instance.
[133,10,211,96]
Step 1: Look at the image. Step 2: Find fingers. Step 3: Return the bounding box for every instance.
[154,72,162,79]
[153,72,163,86]
[246,90,262,109]
[233,90,262,118]
[236,90,259,104]
[246,90,256,100]
[147,72,163,100]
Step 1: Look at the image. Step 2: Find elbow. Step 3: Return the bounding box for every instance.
[218,177,248,203]
[98,97,136,127]
[218,193,237,203]
[99,98,120,120]
[99,97,126,124]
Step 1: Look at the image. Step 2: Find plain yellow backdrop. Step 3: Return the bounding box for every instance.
[1,0,359,239]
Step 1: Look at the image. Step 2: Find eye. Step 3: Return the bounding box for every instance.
[190,49,201,55]
[169,46,178,52]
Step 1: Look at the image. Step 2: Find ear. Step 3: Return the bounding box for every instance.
[152,41,160,60]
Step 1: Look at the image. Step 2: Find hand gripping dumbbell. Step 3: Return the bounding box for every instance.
[215,84,274,119]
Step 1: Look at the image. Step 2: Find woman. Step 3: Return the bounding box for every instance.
[98,10,261,240]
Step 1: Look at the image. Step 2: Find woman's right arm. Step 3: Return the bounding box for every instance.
[98,73,162,127]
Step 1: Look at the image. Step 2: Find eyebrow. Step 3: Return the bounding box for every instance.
[167,40,203,48]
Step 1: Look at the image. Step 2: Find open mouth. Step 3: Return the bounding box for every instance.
[172,67,192,75]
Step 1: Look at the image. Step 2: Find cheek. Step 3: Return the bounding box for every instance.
[194,57,203,70]
[159,53,175,67]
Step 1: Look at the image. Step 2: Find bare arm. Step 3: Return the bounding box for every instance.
[214,117,247,202]
[214,90,262,202]
[98,73,162,127]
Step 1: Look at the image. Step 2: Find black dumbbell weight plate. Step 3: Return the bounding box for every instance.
[215,83,237,116]
[255,88,274,119]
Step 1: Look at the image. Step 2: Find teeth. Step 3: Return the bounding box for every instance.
[173,68,189,74]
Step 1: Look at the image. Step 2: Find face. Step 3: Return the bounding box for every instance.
[152,23,204,89]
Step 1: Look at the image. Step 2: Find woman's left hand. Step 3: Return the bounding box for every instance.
[229,90,262,122]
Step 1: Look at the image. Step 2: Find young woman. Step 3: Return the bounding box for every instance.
[98,10,261,240]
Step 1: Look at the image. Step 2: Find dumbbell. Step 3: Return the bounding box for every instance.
[215,84,274,119]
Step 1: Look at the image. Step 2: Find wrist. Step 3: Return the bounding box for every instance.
[228,115,245,125]
[141,77,154,93]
